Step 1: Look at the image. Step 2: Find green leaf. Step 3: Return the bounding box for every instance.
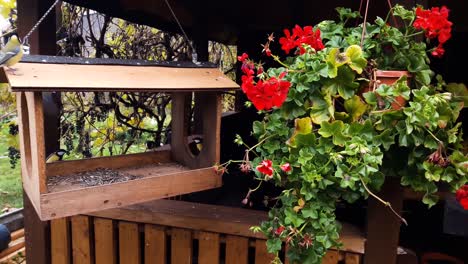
[310,96,332,124]
[446,83,468,106]
[344,95,367,121]
[318,120,347,146]
[323,67,359,99]
[287,117,313,147]
[266,238,283,253]
[327,48,350,78]
[345,45,367,74]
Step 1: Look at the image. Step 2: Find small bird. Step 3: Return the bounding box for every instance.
[188,137,203,155]
[0,35,23,72]
[46,149,68,163]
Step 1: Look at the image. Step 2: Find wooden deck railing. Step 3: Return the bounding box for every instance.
[50,199,365,264]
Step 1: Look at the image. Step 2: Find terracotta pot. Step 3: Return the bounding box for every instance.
[362,70,411,110]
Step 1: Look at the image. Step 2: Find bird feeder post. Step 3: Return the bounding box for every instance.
[171,92,222,169]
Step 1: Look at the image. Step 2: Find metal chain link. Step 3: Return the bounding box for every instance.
[22,0,61,46]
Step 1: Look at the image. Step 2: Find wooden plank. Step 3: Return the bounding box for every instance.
[0,247,26,262]
[171,228,192,264]
[40,166,221,220]
[171,92,221,169]
[6,63,239,92]
[10,229,25,241]
[94,218,116,264]
[71,215,92,264]
[119,222,141,264]
[50,218,71,264]
[345,253,361,264]
[255,239,275,264]
[0,236,25,259]
[225,235,248,264]
[144,225,166,264]
[198,231,220,264]
[364,178,404,264]
[87,199,268,239]
[323,250,340,264]
[22,191,50,264]
[46,150,172,176]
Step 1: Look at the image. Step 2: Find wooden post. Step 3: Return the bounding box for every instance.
[364,178,404,264]
[17,0,58,263]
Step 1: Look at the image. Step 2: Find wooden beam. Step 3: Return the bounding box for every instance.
[17,0,58,263]
[364,178,404,264]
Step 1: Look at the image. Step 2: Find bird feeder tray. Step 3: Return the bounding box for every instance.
[0,55,239,220]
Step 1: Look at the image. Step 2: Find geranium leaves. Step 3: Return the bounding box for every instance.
[318,120,347,146]
[345,45,367,74]
[344,95,367,121]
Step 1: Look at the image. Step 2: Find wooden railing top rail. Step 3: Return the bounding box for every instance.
[86,199,365,254]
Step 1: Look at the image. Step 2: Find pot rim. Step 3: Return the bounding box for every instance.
[375,70,412,78]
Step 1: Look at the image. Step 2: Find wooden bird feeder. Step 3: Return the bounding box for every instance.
[0,55,239,220]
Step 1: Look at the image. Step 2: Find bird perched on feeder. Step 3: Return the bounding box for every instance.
[188,136,203,155]
[46,149,68,163]
[0,35,23,72]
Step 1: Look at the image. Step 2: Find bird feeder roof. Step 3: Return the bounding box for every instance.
[1,55,239,92]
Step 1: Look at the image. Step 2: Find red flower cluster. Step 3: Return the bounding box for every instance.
[257,159,273,176]
[413,6,452,58]
[274,226,285,236]
[238,53,291,111]
[279,25,325,55]
[280,163,292,172]
[456,185,468,210]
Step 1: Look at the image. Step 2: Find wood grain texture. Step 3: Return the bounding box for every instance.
[171,92,222,169]
[87,199,267,239]
[225,235,248,264]
[255,239,275,264]
[198,231,220,264]
[345,253,361,264]
[323,250,340,264]
[71,215,92,264]
[119,222,141,264]
[171,228,192,264]
[6,63,239,92]
[51,218,71,264]
[144,225,166,264]
[40,166,221,220]
[94,218,116,264]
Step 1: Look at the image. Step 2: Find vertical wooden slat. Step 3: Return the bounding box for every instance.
[345,253,361,264]
[284,245,290,264]
[71,215,92,264]
[144,225,166,264]
[94,218,116,264]
[255,239,275,264]
[171,228,192,264]
[225,235,248,264]
[198,231,220,264]
[51,218,70,264]
[323,250,340,264]
[119,222,141,264]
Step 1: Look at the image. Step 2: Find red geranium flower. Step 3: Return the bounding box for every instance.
[456,185,468,210]
[237,52,249,62]
[275,226,285,236]
[280,163,292,172]
[279,25,324,55]
[431,45,445,58]
[257,159,273,176]
[413,6,452,57]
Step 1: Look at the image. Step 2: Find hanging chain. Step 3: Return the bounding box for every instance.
[21,0,61,46]
[163,0,199,64]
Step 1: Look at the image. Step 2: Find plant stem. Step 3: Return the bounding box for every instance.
[247,134,275,152]
[404,31,424,38]
[425,128,443,144]
[358,175,408,226]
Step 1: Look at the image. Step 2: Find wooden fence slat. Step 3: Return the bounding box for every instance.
[71,216,92,264]
[119,222,141,264]
[345,253,361,264]
[171,228,192,264]
[94,218,116,264]
[198,231,220,264]
[255,239,275,264]
[225,235,248,264]
[323,250,340,264]
[51,218,71,264]
[144,225,166,264]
